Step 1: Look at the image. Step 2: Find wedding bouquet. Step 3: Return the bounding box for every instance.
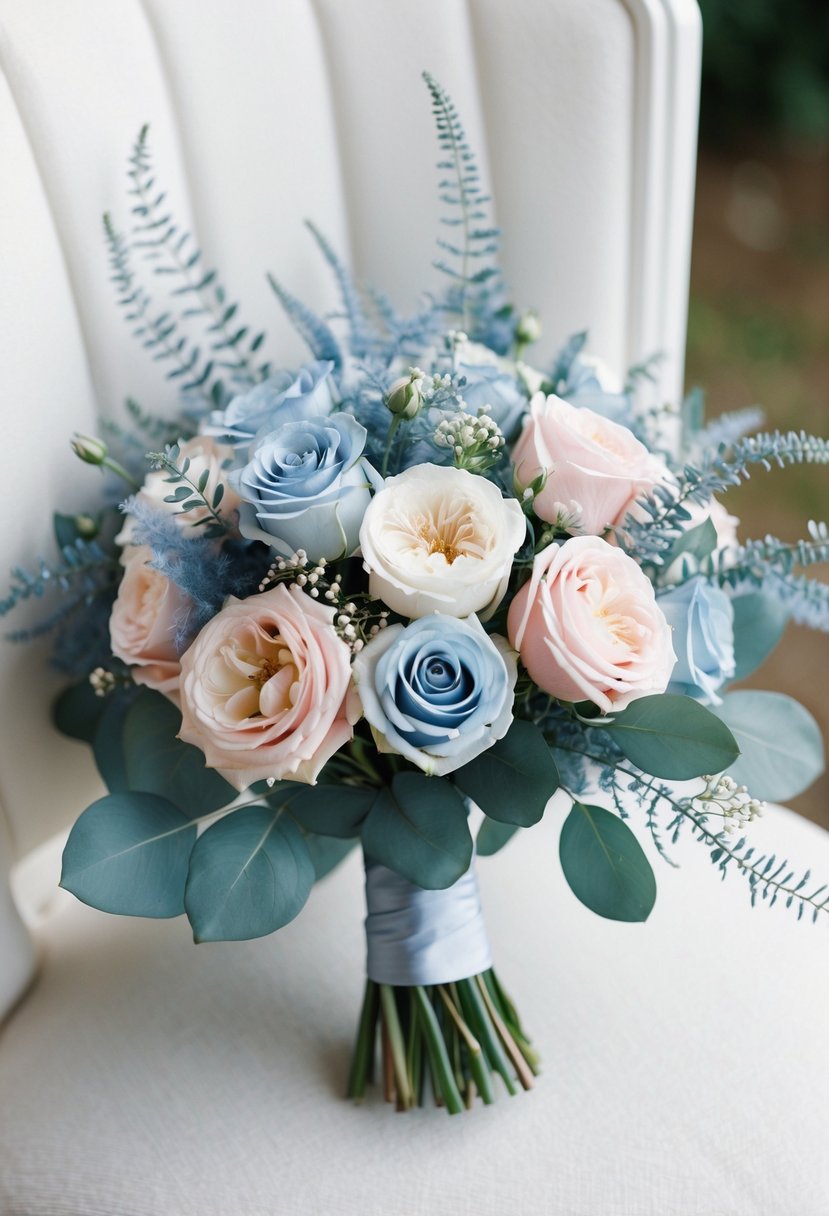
[5,74,828,1116]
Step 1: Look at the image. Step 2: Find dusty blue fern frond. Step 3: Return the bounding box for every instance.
[706,522,829,628]
[304,221,379,360]
[687,405,766,457]
[623,429,829,565]
[547,727,829,920]
[423,72,510,350]
[103,212,220,409]
[126,126,270,395]
[266,273,343,369]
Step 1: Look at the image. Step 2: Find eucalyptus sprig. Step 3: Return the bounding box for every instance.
[146,443,233,539]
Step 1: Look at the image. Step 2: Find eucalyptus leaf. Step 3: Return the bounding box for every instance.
[476,818,520,857]
[361,773,472,890]
[712,691,825,801]
[92,692,135,792]
[53,680,107,743]
[731,592,789,681]
[304,833,358,880]
[602,694,740,779]
[559,802,657,922]
[274,784,374,839]
[453,720,559,826]
[185,806,315,942]
[666,516,718,567]
[60,791,195,917]
[123,689,236,816]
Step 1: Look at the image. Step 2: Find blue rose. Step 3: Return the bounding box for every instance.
[457,360,528,439]
[352,614,517,776]
[658,577,736,704]
[232,413,375,562]
[209,360,336,447]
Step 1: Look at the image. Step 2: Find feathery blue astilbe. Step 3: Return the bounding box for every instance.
[304,221,379,360]
[126,127,270,398]
[423,72,511,352]
[124,499,270,643]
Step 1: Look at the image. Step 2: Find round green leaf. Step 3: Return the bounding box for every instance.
[559,802,657,922]
[185,806,315,942]
[60,791,195,917]
[713,690,825,801]
[452,720,559,826]
[602,694,740,779]
[304,833,358,880]
[274,784,375,838]
[92,693,135,792]
[476,818,519,857]
[53,679,108,743]
[731,592,789,681]
[361,773,472,890]
[123,689,236,815]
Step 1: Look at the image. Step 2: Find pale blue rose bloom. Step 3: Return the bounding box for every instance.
[457,361,528,439]
[352,614,517,776]
[231,412,374,562]
[658,577,736,705]
[208,360,336,447]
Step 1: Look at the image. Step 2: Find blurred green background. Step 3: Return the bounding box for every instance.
[689,0,829,825]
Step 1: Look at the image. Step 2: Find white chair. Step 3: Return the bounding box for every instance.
[2,3,828,1213]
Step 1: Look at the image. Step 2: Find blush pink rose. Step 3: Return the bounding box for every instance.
[109,547,192,696]
[512,394,668,535]
[178,584,356,790]
[507,536,676,713]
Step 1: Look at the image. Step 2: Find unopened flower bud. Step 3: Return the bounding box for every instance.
[70,433,108,465]
[386,369,425,421]
[515,310,541,347]
[74,514,99,540]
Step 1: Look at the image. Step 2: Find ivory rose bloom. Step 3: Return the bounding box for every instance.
[512,394,667,535]
[359,464,526,620]
[117,435,240,547]
[109,547,192,695]
[178,584,355,790]
[508,536,676,713]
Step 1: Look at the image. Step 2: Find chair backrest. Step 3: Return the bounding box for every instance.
[0,0,701,997]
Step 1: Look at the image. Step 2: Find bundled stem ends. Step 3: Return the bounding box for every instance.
[347,969,539,1114]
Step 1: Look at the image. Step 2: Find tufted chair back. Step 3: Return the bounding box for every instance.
[0,0,701,1014]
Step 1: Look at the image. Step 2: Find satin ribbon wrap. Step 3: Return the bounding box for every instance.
[364,857,492,986]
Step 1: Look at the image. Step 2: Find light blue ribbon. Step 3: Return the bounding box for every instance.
[364,856,492,986]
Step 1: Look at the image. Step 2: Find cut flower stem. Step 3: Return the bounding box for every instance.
[346,969,539,1115]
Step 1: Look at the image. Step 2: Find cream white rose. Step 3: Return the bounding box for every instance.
[359,464,526,620]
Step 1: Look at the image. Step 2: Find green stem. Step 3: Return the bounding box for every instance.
[346,980,379,1102]
[379,985,413,1109]
[380,415,402,478]
[102,457,142,490]
[456,978,517,1096]
[412,986,464,1115]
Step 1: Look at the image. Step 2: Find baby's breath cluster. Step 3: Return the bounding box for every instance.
[257,549,390,654]
[694,774,766,833]
[89,666,117,697]
[433,405,505,473]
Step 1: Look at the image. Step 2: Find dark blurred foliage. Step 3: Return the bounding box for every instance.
[699,0,829,144]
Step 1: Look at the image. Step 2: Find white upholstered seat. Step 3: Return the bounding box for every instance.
[2,3,829,1214]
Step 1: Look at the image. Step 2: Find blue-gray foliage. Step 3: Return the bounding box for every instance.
[423,71,511,352]
[124,499,269,645]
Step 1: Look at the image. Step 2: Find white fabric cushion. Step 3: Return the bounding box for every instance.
[2,801,828,1216]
